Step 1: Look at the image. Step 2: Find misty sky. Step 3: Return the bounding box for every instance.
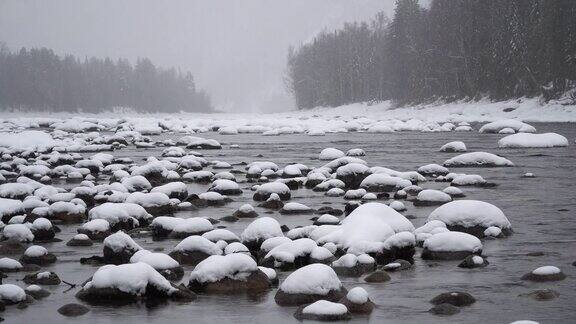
[0,0,395,112]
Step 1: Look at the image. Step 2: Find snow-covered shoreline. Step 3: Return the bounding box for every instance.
[1,97,575,124]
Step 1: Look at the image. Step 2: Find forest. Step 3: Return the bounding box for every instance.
[0,43,212,113]
[286,0,576,109]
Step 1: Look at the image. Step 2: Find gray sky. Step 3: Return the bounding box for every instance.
[0,0,395,112]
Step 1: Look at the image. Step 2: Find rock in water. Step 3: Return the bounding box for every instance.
[429,303,460,316]
[58,303,90,317]
[430,291,476,307]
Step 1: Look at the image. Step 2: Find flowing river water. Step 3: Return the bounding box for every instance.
[3,122,576,323]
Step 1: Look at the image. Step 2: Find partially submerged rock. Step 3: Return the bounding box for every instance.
[275,263,346,306]
[521,266,566,282]
[430,291,476,307]
[294,300,351,321]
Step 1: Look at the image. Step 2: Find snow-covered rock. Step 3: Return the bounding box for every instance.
[498,133,569,148]
[319,148,345,160]
[479,120,536,134]
[188,253,270,293]
[440,141,467,152]
[414,189,452,206]
[294,300,351,321]
[427,200,512,237]
[422,232,482,260]
[521,266,566,282]
[444,152,514,167]
[275,263,346,306]
[169,236,222,265]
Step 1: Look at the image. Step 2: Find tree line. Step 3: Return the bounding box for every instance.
[286,0,576,109]
[0,43,212,113]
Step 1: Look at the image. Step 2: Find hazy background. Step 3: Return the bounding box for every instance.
[0,0,394,112]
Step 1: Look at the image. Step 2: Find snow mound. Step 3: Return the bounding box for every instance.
[479,120,536,133]
[319,148,345,160]
[303,300,348,315]
[427,200,511,232]
[498,133,569,148]
[444,152,514,167]
[423,232,482,252]
[189,253,258,283]
[279,263,342,295]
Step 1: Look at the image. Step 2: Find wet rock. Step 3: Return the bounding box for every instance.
[23,271,61,285]
[79,255,105,266]
[0,241,26,255]
[344,201,361,215]
[364,270,391,283]
[275,264,347,306]
[430,291,476,307]
[232,204,258,218]
[57,303,90,317]
[458,255,489,268]
[315,206,344,216]
[20,246,57,266]
[102,231,142,265]
[219,215,239,222]
[520,289,559,301]
[188,269,270,294]
[429,303,461,316]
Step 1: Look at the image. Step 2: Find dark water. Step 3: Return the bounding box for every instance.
[4,123,576,323]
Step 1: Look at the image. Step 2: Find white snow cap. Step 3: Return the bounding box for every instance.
[423,231,482,253]
[0,284,27,303]
[280,263,342,295]
[130,250,179,270]
[189,253,258,283]
[302,300,348,315]
[103,231,142,252]
[498,133,569,148]
[241,217,283,242]
[531,266,561,276]
[427,200,511,230]
[319,148,345,160]
[346,287,369,304]
[444,152,514,167]
[85,262,176,296]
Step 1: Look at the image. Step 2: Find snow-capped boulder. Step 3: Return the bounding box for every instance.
[125,192,174,215]
[421,232,482,260]
[275,263,346,306]
[30,217,55,241]
[151,182,188,200]
[498,133,569,148]
[78,219,111,240]
[169,236,222,265]
[444,152,514,167]
[2,224,34,242]
[47,201,86,223]
[188,253,270,293]
[280,202,313,215]
[202,229,240,243]
[262,238,327,270]
[360,174,411,192]
[67,234,93,247]
[0,284,27,305]
[335,163,371,189]
[88,203,152,231]
[23,271,61,285]
[331,254,375,277]
[414,189,452,206]
[208,179,242,195]
[319,148,345,160]
[102,231,142,265]
[440,141,467,152]
[479,120,536,134]
[294,300,351,321]
[76,263,195,305]
[232,204,258,218]
[427,200,512,237]
[21,245,57,265]
[339,286,374,314]
[458,255,489,268]
[130,250,184,281]
[253,182,291,201]
[314,214,340,226]
[241,217,284,252]
[418,164,449,176]
[521,266,566,282]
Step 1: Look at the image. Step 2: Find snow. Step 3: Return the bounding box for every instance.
[383,232,416,249]
[202,229,240,242]
[130,250,179,270]
[444,152,514,167]
[479,119,536,133]
[415,220,447,234]
[389,201,406,211]
[255,182,290,196]
[189,253,258,283]
[484,226,502,237]
[443,186,463,196]
[427,200,511,230]
[316,214,340,224]
[317,202,413,252]
[531,266,561,276]
[279,263,342,295]
[31,217,52,230]
[151,182,188,196]
[0,284,27,303]
[258,266,277,280]
[498,133,569,148]
[0,130,61,151]
[241,217,284,242]
[126,192,171,207]
[260,237,292,252]
[423,232,482,252]
[418,164,449,175]
[173,235,222,255]
[440,141,467,152]
[0,183,34,198]
[81,219,110,232]
[24,245,48,257]
[209,179,240,191]
[2,224,34,242]
[417,189,452,203]
[451,174,486,186]
[238,204,255,214]
[171,217,214,235]
[85,262,176,296]
[346,287,369,304]
[282,202,312,212]
[0,257,23,270]
[89,203,152,226]
[0,198,24,218]
[224,242,250,254]
[319,148,345,160]
[302,300,348,315]
[265,238,318,263]
[103,231,142,253]
[360,174,411,191]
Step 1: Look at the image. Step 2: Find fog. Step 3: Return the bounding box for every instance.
[0,0,394,112]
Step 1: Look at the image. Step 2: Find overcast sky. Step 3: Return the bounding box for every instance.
[0,0,395,112]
